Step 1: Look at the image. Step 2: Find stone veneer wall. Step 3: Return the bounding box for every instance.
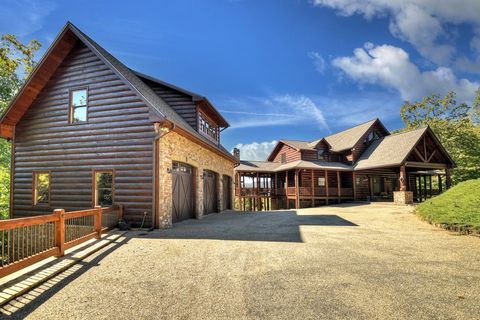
[393,191,414,205]
[157,131,236,228]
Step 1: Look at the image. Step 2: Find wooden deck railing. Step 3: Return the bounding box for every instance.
[0,204,123,278]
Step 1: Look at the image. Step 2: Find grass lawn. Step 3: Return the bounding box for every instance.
[416,178,480,232]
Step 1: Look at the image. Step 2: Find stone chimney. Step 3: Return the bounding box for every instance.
[233,148,240,161]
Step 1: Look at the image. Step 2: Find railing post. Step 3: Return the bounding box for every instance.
[94,206,102,239]
[54,209,65,257]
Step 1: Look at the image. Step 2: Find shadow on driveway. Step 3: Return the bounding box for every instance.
[134,210,357,243]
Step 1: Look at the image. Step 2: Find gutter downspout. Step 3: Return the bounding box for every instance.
[151,121,175,229]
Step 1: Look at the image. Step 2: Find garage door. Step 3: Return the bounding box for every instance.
[172,162,194,223]
[222,175,232,210]
[203,170,217,215]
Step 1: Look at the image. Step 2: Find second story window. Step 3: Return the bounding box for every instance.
[199,112,219,143]
[70,89,88,123]
[364,130,380,145]
[317,149,327,161]
[280,153,286,163]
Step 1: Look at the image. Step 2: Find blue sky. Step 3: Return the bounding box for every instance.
[2,0,480,160]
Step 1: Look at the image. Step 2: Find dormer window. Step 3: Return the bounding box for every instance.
[198,112,219,143]
[364,130,380,145]
[317,149,327,161]
[69,88,88,123]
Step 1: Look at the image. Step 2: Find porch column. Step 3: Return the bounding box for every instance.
[352,172,356,200]
[446,168,452,189]
[257,172,262,211]
[274,172,278,210]
[423,175,427,200]
[337,171,341,204]
[311,169,314,207]
[294,169,300,209]
[325,170,329,205]
[399,165,407,191]
[438,174,443,193]
[285,170,289,209]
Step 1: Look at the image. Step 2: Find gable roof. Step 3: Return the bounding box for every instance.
[354,126,431,170]
[324,118,388,152]
[0,22,236,162]
[266,119,389,161]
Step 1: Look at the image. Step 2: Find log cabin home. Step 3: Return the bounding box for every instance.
[234,118,456,210]
[0,22,238,228]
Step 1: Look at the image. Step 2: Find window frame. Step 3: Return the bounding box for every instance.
[280,153,287,164]
[198,111,219,143]
[69,87,89,124]
[318,177,326,187]
[32,171,51,206]
[317,149,327,161]
[92,169,115,207]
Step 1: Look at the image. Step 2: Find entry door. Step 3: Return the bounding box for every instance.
[203,170,217,215]
[172,162,194,223]
[222,175,232,210]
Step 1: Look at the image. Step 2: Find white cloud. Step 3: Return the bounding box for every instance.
[232,140,278,161]
[332,43,480,102]
[308,51,326,73]
[0,0,56,36]
[220,94,329,130]
[312,0,480,67]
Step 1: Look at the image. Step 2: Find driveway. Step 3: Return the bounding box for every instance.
[2,203,480,319]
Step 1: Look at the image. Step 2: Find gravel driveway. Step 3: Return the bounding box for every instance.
[3,203,480,319]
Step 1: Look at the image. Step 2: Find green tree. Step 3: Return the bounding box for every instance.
[0,34,40,218]
[400,91,480,184]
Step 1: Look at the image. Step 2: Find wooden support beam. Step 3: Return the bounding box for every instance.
[351,172,356,201]
[438,174,443,193]
[399,165,407,191]
[311,169,314,207]
[423,175,427,201]
[294,169,300,209]
[325,170,329,205]
[337,171,341,204]
[446,169,452,189]
[285,170,289,209]
[256,172,260,211]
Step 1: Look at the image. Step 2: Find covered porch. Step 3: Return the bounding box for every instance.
[235,168,354,211]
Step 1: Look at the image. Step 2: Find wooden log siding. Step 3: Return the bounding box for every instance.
[13,42,155,226]
[273,144,301,163]
[140,78,198,130]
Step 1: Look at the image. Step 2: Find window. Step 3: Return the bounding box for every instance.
[317,149,327,161]
[198,112,219,142]
[94,171,114,206]
[364,130,380,145]
[70,89,88,123]
[280,153,287,163]
[318,177,326,186]
[33,172,50,205]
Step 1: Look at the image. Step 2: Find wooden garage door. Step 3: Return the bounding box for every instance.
[172,162,194,223]
[203,170,217,215]
[222,175,232,210]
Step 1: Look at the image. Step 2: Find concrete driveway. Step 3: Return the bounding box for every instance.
[2,203,480,319]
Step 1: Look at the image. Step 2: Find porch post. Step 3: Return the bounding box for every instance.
[352,172,356,200]
[438,174,443,193]
[429,175,432,198]
[311,169,314,207]
[285,170,289,209]
[294,169,300,209]
[257,172,260,211]
[423,175,427,201]
[337,171,341,204]
[325,170,329,205]
[446,168,452,189]
[399,165,407,191]
[274,172,278,210]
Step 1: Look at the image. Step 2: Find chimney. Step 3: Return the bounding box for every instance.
[233,148,240,161]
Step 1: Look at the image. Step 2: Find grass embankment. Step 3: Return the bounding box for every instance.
[416,178,480,233]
